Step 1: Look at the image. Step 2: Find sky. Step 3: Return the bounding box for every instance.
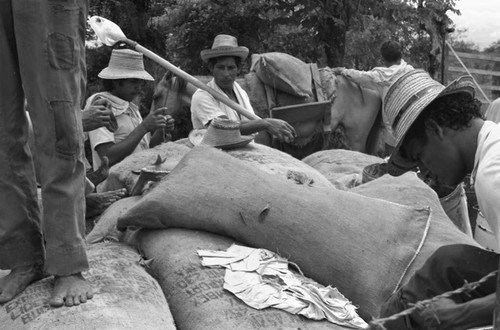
[449,0,500,50]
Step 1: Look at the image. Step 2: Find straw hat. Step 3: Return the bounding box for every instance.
[189,118,253,149]
[98,49,154,81]
[200,34,249,63]
[385,69,475,168]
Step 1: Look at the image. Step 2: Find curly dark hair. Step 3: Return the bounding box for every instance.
[403,92,483,145]
[380,41,402,63]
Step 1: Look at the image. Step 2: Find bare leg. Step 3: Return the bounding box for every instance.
[49,273,93,307]
[0,265,43,303]
[85,188,128,218]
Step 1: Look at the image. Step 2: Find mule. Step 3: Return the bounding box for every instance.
[152,68,386,159]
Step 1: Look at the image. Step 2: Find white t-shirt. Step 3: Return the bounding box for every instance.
[85,93,150,170]
[191,79,255,129]
[341,60,415,146]
[471,121,500,250]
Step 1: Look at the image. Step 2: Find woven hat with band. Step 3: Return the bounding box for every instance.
[385,69,475,169]
[189,117,253,149]
[98,49,154,81]
[200,34,249,63]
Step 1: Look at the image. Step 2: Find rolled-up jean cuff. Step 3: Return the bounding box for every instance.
[45,245,89,276]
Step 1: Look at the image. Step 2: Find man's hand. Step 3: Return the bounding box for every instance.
[141,107,175,133]
[419,295,495,330]
[82,98,116,132]
[263,118,296,143]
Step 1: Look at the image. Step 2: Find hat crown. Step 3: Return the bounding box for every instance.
[200,118,253,149]
[211,34,240,50]
[108,49,145,72]
[98,49,154,81]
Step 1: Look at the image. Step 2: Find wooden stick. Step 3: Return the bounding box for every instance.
[125,39,260,121]
[446,40,491,104]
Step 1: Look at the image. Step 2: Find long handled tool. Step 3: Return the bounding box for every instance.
[88,16,260,121]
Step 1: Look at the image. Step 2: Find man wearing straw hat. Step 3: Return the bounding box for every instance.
[0,1,93,307]
[378,69,499,329]
[191,34,296,143]
[86,48,175,171]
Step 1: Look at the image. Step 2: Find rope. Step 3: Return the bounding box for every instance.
[392,207,432,293]
[368,270,498,329]
[445,40,491,104]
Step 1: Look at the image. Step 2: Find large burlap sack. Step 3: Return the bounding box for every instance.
[100,142,191,193]
[350,173,480,290]
[302,149,383,189]
[86,195,143,244]
[117,146,432,318]
[226,143,333,188]
[243,71,270,118]
[0,242,176,330]
[134,228,350,330]
[251,53,313,98]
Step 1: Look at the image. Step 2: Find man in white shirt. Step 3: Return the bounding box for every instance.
[334,41,415,155]
[191,34,296,144]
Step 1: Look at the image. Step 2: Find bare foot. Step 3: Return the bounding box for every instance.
[86,188,127,218]
[0,265,43,303]
[49,273,94,307]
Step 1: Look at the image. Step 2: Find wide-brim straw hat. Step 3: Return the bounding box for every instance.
[189,118,253,149]
[98,49,154,81]
[385,69,475,169]
[200,34,249,63]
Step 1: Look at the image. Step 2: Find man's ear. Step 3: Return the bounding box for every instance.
[424,119,444,139]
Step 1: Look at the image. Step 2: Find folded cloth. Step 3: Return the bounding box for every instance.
[198,244,368,329]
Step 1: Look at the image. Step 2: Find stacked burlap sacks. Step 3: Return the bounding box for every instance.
[99,141,191,193]
[0,242,176,330]
[86,142,333,244]
[302,149,384,189]
[115,146,477,319]
[131,228,347,330]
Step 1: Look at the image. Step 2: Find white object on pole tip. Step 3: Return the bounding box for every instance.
[88,16,127,46]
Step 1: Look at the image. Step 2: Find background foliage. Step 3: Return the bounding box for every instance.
[87,0,493,121]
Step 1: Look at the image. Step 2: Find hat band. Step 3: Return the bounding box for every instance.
[392,85,438,130]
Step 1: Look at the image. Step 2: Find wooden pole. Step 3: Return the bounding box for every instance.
[125,40,260,121]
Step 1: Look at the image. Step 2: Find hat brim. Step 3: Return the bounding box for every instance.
[189,128,254,149]
[390,75,476,169]
[201,47,249,63]
[98,68,154,81]
[201,136,253,150]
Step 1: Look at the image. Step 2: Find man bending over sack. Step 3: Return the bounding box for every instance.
[378,69,499,329]
[86,47,175,171]
[191,34,296,144]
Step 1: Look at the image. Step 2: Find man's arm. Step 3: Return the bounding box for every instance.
[239,118,295,143]
[420,294,495,329]
[95,107,169,167]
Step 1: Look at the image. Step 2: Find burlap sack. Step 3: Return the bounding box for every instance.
[350,173,480,290]
[302,149,383,189]
[0,242,175,330]
[117,146,431,318]
[86,195,143,244]
[100,141,191,193]
[226,143,333,188]
[251,52,313,98]
[243,71,270,118]
[134,228,350,330]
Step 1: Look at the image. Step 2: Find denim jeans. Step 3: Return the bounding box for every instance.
[0,0,89,275]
